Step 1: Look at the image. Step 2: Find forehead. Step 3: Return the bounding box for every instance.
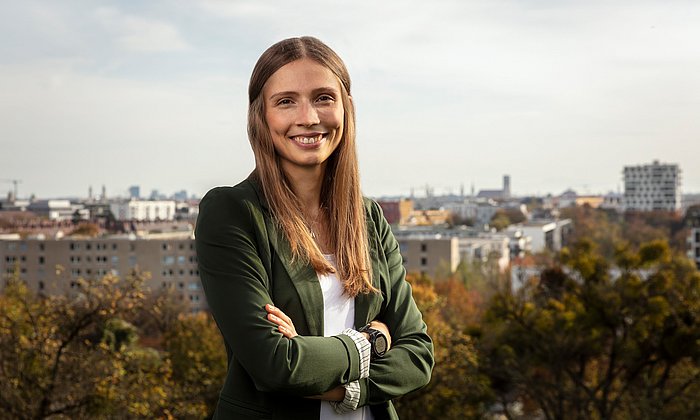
[263,58,341,96]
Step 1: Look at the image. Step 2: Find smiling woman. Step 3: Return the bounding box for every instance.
[264,59,345,175]
[195,36,434,420]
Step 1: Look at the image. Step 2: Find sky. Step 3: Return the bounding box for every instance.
[1,0,699,199]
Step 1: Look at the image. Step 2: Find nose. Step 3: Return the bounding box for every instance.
[296,100,320,127]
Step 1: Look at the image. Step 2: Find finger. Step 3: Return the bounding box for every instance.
[267,304,294,325]
[278,324,295,338]
[267,313,290,329]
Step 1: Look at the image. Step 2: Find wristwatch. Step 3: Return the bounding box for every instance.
[358,324,388,359]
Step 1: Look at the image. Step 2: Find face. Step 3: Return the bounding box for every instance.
[263,58,345,175]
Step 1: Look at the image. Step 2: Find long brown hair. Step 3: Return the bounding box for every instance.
[248,36,376,296]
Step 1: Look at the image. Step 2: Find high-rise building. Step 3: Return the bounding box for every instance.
[623,160,681,211]
[129,185,141,199]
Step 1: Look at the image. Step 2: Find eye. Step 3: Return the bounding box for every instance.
[276,98,294,106]
[316,94,335,103]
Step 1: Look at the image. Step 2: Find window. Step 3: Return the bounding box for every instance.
[188,282,200,290]
[177,255,186,265]
[179,282,184,289]
[38,281,44,290]
[38,256,45,265]
[421,257,427,266]
[39,243,45,251]
[128,256,137,267]
[163,256,175,265]
[420,243,427,252]
[112,243,117,250]
[111,256,119,265]
[130,243,136,252]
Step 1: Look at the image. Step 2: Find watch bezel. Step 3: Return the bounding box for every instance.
[359,324,388,358]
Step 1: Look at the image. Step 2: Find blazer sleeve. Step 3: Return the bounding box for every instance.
[195,187,363,396]
[358,201,435,406]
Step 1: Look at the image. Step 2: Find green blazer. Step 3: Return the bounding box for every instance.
[195,177,434,419]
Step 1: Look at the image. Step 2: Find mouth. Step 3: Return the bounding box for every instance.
[288,133,327,146]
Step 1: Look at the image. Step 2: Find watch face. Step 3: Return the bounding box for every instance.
[375,335,388,355]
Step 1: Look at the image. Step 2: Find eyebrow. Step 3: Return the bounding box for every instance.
[268,86,340,101]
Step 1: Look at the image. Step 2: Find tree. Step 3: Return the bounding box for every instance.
[0,272,170,418]
[394,274,492,419]
[478,239,700,419]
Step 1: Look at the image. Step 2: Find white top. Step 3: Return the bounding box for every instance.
[318,255,374,420]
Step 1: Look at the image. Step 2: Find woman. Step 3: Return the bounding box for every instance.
[195,36,433,419]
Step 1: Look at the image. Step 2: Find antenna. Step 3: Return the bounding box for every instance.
[1,179,22,199]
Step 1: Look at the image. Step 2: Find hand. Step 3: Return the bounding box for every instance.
[265,304,298,338]
[364,320,392,351]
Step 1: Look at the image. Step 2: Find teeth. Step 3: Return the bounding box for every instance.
[292,135,323,144]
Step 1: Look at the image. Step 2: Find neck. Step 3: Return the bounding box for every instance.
[283,162,326,217]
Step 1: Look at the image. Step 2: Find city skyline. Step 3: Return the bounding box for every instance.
[2,1,700,199]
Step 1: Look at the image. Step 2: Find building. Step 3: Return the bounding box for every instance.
[128,185,141,199]
[26,200,80,221]
[458,234,511,272]
[687,205,700,270]
[396,234,460,278]
[110,199,176,221]
[0,230,205,312]
[377,199,414,225]
[623,160,681,212]
[477,175,511,200]
[506,219,572,254]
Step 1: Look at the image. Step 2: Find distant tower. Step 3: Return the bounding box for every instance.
[460,183,465,198]
[129,185,140,199]
[470,182,475,198]
[88,185,93,201]
[503,175,511,198]
[101,185,106,201]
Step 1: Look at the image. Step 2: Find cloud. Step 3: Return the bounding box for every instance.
[196,0,277,18]
[95,7,190,53]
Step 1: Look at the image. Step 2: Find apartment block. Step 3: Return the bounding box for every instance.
[687,206,700,270]
[0,232,205,312]
[396,235,460,278]
[623,160,681,212]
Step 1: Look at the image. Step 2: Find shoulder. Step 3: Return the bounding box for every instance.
[362,197,385,223]
[197,179,264,235]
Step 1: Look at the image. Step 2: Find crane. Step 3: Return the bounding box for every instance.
[1,179,22,199]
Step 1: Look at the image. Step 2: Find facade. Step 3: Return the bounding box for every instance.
[458,234,511,272]
[623,160,681,212]
[110,199,176,221]
[377,199,414,225]
[26,200,77,221]
[0,232,205,312]
[506,219,572,254]
[687,206,700,270]
[396,235,460,278]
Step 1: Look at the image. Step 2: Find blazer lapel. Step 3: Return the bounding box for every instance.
[248,174,325,336]
[354,213,383,329]
[264,215,325,337]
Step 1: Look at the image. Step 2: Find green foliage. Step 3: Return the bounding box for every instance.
[479,240,700,419]
[0,272,225,419]
[394,275,492,419]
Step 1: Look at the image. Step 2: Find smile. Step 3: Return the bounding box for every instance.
[289,133,326,145]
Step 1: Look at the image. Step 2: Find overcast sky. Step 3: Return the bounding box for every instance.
[2,0,699,199]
